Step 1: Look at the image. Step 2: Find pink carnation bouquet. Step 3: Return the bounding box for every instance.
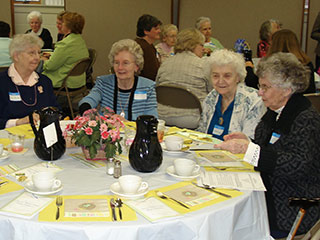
[64,107,124,159]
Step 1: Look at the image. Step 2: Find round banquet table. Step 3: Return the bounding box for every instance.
[0,131,271,240]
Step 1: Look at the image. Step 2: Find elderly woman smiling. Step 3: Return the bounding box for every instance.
[197,49,265,140]
[155,24,178,64]
[216,52,320,238]
[79,39,157,121]
[0,34,58,129]
[25,11,53,49]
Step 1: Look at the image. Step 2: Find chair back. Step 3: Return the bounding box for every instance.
[156,85,202,114]
[304,93,320,113]
[0,66,9,72]
[88,48,97,69]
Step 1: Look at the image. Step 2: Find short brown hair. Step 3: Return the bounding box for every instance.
[175,28,205,54]
[63,12,85,34]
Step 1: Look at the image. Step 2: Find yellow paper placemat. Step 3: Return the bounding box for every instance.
[146,182,243,214]
[0,177,24,195]
[0,138,11,147]
[38,195,137,222]
[6,125,35,139]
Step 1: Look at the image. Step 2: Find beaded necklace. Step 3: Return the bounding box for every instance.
[15,85,37,106]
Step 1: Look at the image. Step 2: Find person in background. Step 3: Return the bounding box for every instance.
[135,14,162,81]
[25,11,53,49]
[79,39,157,121]
[0,21,12,67]
[156,28,211,129]
[311,11,320,72]
[155,24,178,64]
[197,49,265,140]
[215,52,320,239]
[0,34,58,129]
[56,11,68,42]
[195,16,223,56]
[257,19,281,58]
[267,29,316,93]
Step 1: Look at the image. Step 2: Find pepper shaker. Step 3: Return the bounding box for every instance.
[106,158,114,175]
[113,160,122,178]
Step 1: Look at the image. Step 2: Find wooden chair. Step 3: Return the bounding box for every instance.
[86,48,97,88]
[304,93,320,113]
[54,57,91,119]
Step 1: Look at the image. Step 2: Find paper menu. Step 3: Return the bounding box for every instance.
[64,199,110,217]
[125,197,181,222]
[200,171,266,191]
[0,192,54,219]
[0,164,19,176]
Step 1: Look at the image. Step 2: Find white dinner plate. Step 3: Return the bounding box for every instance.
[110,182,148,199]
[0,150,9,161]
[166,165,200,180]
[24,181,63,196]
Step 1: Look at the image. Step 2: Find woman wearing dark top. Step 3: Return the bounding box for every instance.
[25,11,53,49]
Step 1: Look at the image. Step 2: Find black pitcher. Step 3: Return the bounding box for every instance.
[30,107,66,160]
[129,115,162,172]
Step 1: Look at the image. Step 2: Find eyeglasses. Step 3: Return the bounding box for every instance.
[113,61,134,68]
[24,50,41,57]
[257,84,272,92]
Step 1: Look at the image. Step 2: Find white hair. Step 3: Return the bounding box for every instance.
[195,16,211,30]
[27,11,43,23]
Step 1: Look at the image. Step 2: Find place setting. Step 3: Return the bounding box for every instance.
[162,135,191,155]
[166,158,201,180]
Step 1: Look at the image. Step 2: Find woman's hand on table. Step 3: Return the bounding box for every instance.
[223,132,248,141]
[214,138,249,154]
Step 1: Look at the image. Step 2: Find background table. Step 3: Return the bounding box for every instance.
[0,132,271,240]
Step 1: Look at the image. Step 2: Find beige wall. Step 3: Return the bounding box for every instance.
[308,1,320,65]
[65,0,171,79]
[179,0,303,57]
[1,0,12,35]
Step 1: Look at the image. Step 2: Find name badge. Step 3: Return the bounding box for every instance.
[212,125,224,136]
[269,132,280,144]
[9,92,21,101]
[134,91,147,100]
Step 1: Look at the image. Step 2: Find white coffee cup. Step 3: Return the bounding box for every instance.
[118,175,148,194]
[0,144,3,156]
[164,136,184,151]
[173,158,200,176]
[32,172,61,191]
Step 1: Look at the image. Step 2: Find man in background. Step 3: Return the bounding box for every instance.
[0,21,12,67]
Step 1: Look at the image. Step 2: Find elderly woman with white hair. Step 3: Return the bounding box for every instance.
[197,49,265,139]
[155,24,178,64]
[79,39,158,121]
[0,34,58,129]
[216,52,320,239]
[25,11,53,49]
[195,16,223,56]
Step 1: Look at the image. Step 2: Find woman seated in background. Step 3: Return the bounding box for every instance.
[42,12,89,113]
[0,34,59,129]
[79,39,157,121]
[197,49,265,140]
[25,11,53,50]
[195,16,223,56]
[267,29,316,93]
[155,24,178,64]
[156,28,211,129]
[257,19,281,58]
[216,52,320,239]
[56,11,68,42]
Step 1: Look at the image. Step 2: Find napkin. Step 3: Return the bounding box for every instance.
[0,176,23,195]
[0,138,11,147]
[6,125,35,139]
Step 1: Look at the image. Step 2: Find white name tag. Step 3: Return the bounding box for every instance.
[43,123,58,148]
[134,91,147,100]
[9,92,21,101]
[212,125,224,136]
[269,132,280,144]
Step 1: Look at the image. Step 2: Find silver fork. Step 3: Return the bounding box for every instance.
[202,183,232,198]
[55,196,63,220]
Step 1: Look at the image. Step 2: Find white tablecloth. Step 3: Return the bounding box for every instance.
[0,132,271,240]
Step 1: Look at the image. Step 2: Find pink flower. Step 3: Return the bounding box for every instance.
[110,129,120,142]
[100,123,108,132]
[88,120,97,127]
[101,130,110,140]
[84,127,93,135]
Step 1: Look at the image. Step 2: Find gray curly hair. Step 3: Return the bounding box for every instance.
[195,16,211,30]
[27,11,43,23]
[108,39,144,73]
[9,34,44,58]
[256,52,309,93]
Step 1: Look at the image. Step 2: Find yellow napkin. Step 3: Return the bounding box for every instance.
[147,182,243,214]
[38,195,137,222]
[123,121,136,130]
[6,124,35,139]
[0,138,11,147]
[0,177,24,195]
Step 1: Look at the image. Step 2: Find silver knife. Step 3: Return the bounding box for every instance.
[110,198,117,221]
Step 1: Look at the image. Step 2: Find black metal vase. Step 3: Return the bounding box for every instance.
[30,107,66,160]
[129,115,162,172]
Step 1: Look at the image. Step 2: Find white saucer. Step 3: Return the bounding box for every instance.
[110,182,148,199]
[24,181,63,196]
[0,150,9,161]
[166,165,200,180]
[162,146,190,155]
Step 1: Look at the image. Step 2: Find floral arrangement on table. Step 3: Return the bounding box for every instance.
[63,108,124,160]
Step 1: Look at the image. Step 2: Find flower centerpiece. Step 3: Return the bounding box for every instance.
[63,108,124,160]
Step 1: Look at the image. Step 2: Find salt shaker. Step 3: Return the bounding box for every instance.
[113,160,122,178]
[106,158,114,175]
